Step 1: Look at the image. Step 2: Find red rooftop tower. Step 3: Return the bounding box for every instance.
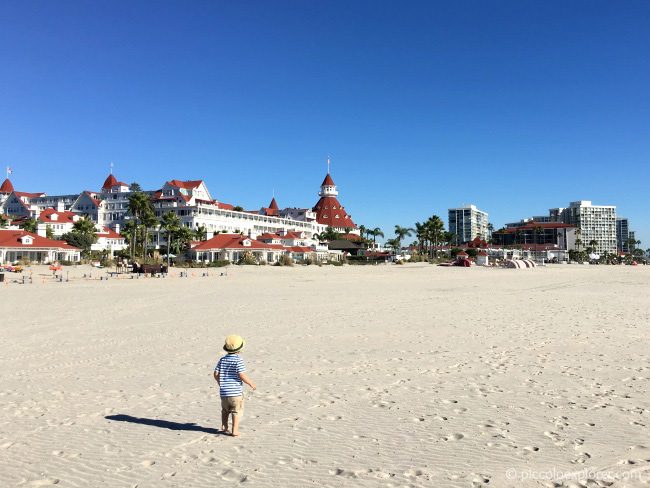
[0,178,14,193]
[312,167,356,230]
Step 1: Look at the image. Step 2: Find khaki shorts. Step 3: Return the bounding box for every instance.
[221,395,244,417]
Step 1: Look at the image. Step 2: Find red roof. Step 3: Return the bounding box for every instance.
[268,197,279,210]
[219,203,235,210]
[339,233,362,242]
[467,237,489,248]
[312,196,356,228]
[15,191,46,198]
[102,174,117,189]
[281,231,304,240]
[288,246,312,253]
[101,174,128,190]
[193,234,284,251]
[258,233,281,241]
[322,173,335,186]
[0,178,14,193]
[83,191,102,206]
[167,179,203,189]
[38,208,78,224]
[96,226,124,239]
[0,229,79,250]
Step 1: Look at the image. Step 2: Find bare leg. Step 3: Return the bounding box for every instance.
[231,413,240,436]
[221,410,229,433]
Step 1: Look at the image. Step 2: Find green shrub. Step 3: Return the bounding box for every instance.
[277,254,294,267]
[208,260,230,267]
[237,251,257,265]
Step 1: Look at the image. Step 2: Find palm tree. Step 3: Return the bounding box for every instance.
[20,218,38,233]
[174,225,194,254]
[371,227,384,245]
[160,211,181,269]
[393,225,414,253]
[140,209,158,262]
[128,191,154,259]
[414,221,427,255]
[195,225,208,241]
[385,238,400,254]
[575,238,583,252]
[321,226,341,241]
[122,220,138,258]
[0,214,8,228]
[426,215,444,258]
[73,216,97,235]
[358,225,367,240]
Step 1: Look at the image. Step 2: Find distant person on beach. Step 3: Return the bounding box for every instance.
[213,335,256,436]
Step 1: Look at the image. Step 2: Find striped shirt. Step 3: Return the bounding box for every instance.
[215,354,246,397]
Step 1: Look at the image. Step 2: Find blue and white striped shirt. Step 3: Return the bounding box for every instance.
[215,354,246,397]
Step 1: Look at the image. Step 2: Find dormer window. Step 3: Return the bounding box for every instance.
[242,239,251,247]
[323,215,328,219]
[51,214,58,221]
[21,236,33,245]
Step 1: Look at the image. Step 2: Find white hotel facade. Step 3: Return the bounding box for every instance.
[0,171,358,250]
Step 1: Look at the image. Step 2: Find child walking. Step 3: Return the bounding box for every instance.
[213,335,256,436]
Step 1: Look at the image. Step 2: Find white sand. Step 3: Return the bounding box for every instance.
[1,264,649,487]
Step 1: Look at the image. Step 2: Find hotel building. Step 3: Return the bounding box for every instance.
[0,169,358,253]
[509,200,617,254]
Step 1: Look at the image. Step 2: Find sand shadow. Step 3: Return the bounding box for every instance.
[105,414,222,434]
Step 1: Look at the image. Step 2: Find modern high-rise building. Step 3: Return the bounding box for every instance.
[448,204,489,244]
[552,201,617,253]
[508,200,617,253]
[616,217,630,253]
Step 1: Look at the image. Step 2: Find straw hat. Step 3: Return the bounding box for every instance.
[223,334,245,353]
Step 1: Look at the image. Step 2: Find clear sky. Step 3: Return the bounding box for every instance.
[2,1,649,245]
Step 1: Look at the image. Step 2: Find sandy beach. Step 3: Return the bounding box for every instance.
[1,264,649,487]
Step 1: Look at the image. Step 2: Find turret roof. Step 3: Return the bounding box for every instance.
[321,173,335,186]
[0,178,14,193]
[102,174,128,190]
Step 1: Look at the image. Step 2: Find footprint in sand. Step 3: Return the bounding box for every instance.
[523,446,540,453]
[30,479,59,486]
[444,433,465,441]
[219,469,247,482]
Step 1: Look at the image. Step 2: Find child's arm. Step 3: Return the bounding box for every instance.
[239,372,256,390]
[213,371,220,384]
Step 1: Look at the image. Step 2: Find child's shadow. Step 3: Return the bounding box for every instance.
[105,414,223,435]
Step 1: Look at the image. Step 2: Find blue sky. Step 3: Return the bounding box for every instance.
[1,1,649,245]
